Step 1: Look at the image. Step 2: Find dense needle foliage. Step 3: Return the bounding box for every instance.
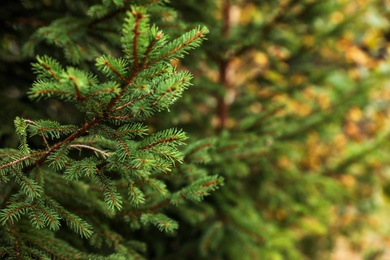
[2,0,390,259]
[0,1,223,259]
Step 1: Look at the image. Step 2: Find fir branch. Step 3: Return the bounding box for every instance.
[151,86,174,107]
[139,129,187,151]
[68,74,85,101]
[94,170,122,211]
[28,203,60,230]
[186,142,213,157]
[115,123,148,137]
[27,120,78,140]
[140,213,178,233]
[22,118,100,174]
[1,3,216,258]
[96,55,127,81]
[170,176,224,205]
[14,117,30,155]
[200,221,224,254]
[122,8,151,70]
[33,56,62,82]
[144,178,168,195]
[106,71,138,112]
[65,42,77,62]
[132,9,144,69]
[112,91,152,112]
[136,65,172,81]
[47,146,70,171]
[141,29,163,66]
[25,120,50,149]
[128,183,146,206]
[104,9,150,112]
[104,61,126,81]
[0,149,20,158]
[12,168,43,199]
[95,125,135,160]
[0,153,44,173]
[1,202,30,225]
[29,84,75,100]
[44,198,93,238]
[147,26,209,66]
[63,157,98,181]
[18,228,88,259]
[184,141,213,163]
[140,137,181,150]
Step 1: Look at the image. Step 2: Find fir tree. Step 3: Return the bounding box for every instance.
[0,1,222,258]
[2,0,390,259]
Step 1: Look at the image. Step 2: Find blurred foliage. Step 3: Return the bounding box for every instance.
[160,0,390,259]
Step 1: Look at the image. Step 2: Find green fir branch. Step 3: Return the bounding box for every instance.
[121,7,151,68]
[12,169,44,199]
[63,157,101,181]
[47,146,71,171]
[0,2,217,258]
[96,55,128,81]
[14,117,30,155]
[171,176,224,205]
[0,202,30,225]
[93,171,123,211]
[44,197,93,238]
[140,213,178,234]
[27,120,78,140]
[0,151,44,176]
[128,183,146,207]
[148,26,209,66]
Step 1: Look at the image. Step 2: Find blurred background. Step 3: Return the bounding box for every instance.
[2,0,390,259]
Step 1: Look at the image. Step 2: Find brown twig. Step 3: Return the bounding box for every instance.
[216,1,232,132]
[22,118,100,174]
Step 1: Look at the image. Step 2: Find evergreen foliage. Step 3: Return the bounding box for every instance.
[161,0,390,259]
[2,0,390,259]
[0,1,222,258]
